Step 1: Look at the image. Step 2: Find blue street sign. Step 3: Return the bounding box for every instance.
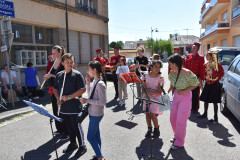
[0,0,15,18]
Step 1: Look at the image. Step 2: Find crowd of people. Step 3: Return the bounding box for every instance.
[1,40,224,159]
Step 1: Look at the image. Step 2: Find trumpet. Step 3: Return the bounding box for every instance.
[40,59,57,89]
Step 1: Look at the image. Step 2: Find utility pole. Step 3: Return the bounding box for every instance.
[1,16,15,106]
[65,0,69,52]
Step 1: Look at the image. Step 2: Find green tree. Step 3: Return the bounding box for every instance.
[164,40,174,56]
[109,41,117,49]
[116,41,124,49]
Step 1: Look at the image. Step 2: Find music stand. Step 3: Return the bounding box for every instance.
[137,85,164,160]
[23,100,63,160]
[121,72,141,120]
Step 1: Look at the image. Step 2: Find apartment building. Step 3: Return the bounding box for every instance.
[1,0,109,84]
[199,0,240,55]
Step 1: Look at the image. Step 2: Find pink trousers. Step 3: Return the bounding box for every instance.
[170,90,192,147]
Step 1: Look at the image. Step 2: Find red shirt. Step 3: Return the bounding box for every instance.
[93,56,108,67]
[47,61,52,73]
[185,53,205,80]
[110,54,126,66]
[202,62,224,84]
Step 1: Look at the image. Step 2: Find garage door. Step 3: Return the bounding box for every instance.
[81,33,91,64]
[69,31,80,64]
[234,35,240,47]
[92,34,100,58]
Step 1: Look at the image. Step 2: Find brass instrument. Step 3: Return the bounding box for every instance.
[206,48,221,81]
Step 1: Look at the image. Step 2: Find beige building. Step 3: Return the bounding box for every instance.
[199,0,240,55]
[0,0,109,85]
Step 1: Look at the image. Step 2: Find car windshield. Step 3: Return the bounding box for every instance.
[218,50,240,66]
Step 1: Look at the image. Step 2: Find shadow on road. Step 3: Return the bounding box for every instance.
[164,147,194,160]
[21,135,67,160]
[106,99,118,108]
[224,112,240,134]
[136,138,164,160]
[208,122,236,147]
[112,104,126,112]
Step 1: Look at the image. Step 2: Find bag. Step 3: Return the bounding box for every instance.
[158,84,172,112]
[76,79,101,123]
[158,94,171,112]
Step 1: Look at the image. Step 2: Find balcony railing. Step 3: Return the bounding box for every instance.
[200,0,218,22]
[76,4,96,14]
[200,21,229,39]
[232,5,240,19]
[202,0,208,7]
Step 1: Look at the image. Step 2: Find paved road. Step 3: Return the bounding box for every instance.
[0,62,240,160]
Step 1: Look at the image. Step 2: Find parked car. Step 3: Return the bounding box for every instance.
[105,58,135,80]
[221,54,240,122]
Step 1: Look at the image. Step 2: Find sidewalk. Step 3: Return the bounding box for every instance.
[0,92,51,123]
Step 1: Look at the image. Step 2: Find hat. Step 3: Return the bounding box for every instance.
[193,42,201,48]
[174,48,180,51]
[48,53,53,56]
[114,46,120,50]
[96,48,102,53]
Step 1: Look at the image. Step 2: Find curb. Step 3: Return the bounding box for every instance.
[0,108,34,123]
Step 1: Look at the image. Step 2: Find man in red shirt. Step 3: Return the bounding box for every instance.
[185,42,205,113]
[110,46,126,99]
[93,48,109,68]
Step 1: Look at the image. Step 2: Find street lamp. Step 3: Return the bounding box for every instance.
[151,27,158,54]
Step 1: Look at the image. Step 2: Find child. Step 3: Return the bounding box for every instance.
[53,53,87,155]
[116,57,130,105]
[81,61,106,160]
[24,62,40,101]
[141,60,165,138]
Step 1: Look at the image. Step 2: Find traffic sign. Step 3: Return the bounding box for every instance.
[0,0,15,18]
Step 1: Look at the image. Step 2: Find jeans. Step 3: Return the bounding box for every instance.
[87,115,103,158]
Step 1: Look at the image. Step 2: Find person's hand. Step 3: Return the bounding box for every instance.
[103,54,108,59]
[85,74,91,84]
[44,74,51,80]
[61,95,69,102]
[57,98,62,106]
[17,86,21,92]
[80,98,87,104]
[112,59,116,64]
[4,87,8,93]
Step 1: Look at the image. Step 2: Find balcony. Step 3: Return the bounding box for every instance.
[200,22,230,41]
[76,4,97,14]
[200,0,230,24]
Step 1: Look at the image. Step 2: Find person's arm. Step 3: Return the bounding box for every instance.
[168,85,174,94]
[86,82,107,106]
[14,77,20,91]
[1,77,8,91]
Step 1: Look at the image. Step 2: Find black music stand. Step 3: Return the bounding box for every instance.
[23,100,63,160]
[137,85,164,160]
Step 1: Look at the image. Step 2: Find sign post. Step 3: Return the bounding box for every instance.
[1,0,15,106]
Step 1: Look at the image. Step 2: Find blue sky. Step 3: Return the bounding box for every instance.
[109,0,203,43]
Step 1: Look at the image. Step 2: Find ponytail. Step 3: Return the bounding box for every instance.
[52,45,66,56]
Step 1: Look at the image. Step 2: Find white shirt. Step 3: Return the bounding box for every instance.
[1,70,16,84]
[116,65,130,78]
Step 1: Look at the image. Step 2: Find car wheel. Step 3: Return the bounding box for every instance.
[220,91,229,114]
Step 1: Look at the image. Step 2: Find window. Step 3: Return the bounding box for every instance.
[229,57,240,72]
[218,51,240,66]
[222,11,228,22]
[12,23,32,43]
[222,39,227,47]
[35,27,53,44]
[214,41,218,47]
[234,60,240,76]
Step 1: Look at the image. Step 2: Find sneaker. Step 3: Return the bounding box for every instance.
[59,134,69,141]
[91,156,98,160]
[209,114,218,123]
[33,96,39,99]
[145,126,152,138]
[63,143,78,153]
[170,137,176,143]
[152,127,160,138]
[53,131,60,135]
[74,146,87,158]
[114,95,119,100]
[198,113,207,118]
[170,144,183,150]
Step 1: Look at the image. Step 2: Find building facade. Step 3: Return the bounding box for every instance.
[0,0,109,85]
[199,0,240,55]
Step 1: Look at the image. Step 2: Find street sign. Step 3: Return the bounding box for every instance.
[0,0,15,18]
[1,45,7,52]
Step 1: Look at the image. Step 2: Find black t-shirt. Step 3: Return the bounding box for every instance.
[49,61,65,86]
[54,69,85,114]
[134,56,148,76]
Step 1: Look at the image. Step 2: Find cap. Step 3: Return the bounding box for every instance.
[114,46,120,50]
[193,42,201,48]
[96,48,102,53]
